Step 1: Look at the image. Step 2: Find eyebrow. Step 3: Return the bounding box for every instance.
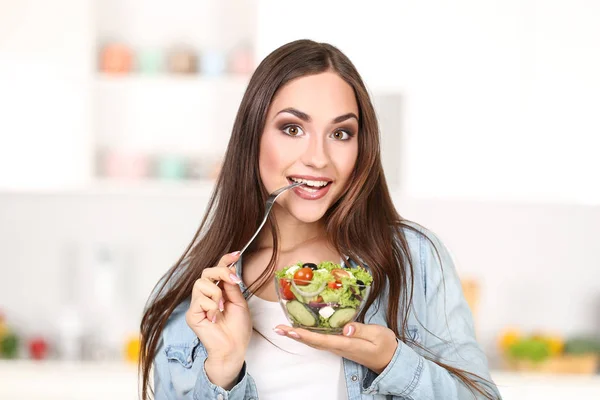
[274,107,359,124]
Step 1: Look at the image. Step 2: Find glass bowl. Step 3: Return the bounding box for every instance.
[274,274,371,335]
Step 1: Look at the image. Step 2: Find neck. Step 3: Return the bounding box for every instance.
[256,204,326,253]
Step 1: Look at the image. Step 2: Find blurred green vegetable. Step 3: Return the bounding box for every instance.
[0,332,19,359]
[564,337,600,355]
[508,338,551,362]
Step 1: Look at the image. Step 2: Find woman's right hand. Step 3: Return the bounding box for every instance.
[185,251,252,389]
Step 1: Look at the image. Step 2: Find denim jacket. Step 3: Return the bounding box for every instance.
[152,225,501,399]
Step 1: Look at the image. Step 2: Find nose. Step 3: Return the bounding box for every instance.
[301,133,329,169]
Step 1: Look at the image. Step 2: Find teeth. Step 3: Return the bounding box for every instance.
[290,177,330,187]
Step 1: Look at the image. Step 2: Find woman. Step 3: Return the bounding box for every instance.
[140,39,501,400]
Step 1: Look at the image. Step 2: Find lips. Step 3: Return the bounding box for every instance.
[287,176,333,200]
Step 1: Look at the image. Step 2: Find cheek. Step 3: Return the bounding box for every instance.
[334,143,358,182]
[259,140,278,174]
[259,131,295,183]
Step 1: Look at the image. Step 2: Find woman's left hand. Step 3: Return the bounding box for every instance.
[274,323,398,374]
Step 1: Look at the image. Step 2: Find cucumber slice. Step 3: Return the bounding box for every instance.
[286,300,318,327]
[328,308,357,328]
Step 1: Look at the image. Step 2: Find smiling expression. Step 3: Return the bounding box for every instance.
[259,72,360,223]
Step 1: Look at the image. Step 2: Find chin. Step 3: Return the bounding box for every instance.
[287,203,329,224]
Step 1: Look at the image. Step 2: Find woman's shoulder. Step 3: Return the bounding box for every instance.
[161,297,198,346]
[149,261,199,346]
[395,221,457,292]
[397,220,446,257]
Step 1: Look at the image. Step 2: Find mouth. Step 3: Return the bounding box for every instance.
[286,175,333,200]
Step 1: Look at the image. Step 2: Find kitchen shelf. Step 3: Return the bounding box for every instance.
[92,0,258,187]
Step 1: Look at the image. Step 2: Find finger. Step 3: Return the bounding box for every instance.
[274,325,352,351]
[194,295,220,323]
[221,276,247,306]
[216,251,242,269]
[193,279,224,312]
[185,307,207,326]
[186,295,216,326]
[343,322,388,344]
[272,325,321,349]
[201,264,242,285]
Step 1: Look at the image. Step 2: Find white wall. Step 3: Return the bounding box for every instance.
[0,0,94,190]
[257,0,600,204]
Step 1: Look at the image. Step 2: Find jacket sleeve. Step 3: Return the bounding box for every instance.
[149,261,259,400]
[153,336,259,400]
[362,229,501,399]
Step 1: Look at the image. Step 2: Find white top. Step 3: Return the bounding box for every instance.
[245,294,349,400]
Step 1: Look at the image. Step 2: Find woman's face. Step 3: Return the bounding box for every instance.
[259,72,359,223]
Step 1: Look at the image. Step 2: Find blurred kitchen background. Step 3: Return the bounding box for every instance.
[1,0,599,398]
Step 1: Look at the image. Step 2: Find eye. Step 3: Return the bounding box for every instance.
[282,124,304,137]
[331,129,352,141]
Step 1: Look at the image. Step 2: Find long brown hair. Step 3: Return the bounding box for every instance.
[139,39,497,399]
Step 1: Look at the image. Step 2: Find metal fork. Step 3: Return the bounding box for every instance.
[215,181,303,287]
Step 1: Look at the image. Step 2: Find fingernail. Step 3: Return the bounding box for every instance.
[231,251,241,256]
[345,325,355,337]
[229,274,242,284]
[219,299,224,312]
[211,314,217,324]
[288,331,300,339]
[273,328,285,336]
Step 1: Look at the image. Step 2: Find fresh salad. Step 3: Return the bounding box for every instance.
[275,261,373,331]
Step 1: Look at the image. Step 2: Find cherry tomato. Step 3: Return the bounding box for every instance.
[316,296,323,303]
[328,280,342,289]
[331,268,350,280]
[293,267,314,286]
[279,278,295,300]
